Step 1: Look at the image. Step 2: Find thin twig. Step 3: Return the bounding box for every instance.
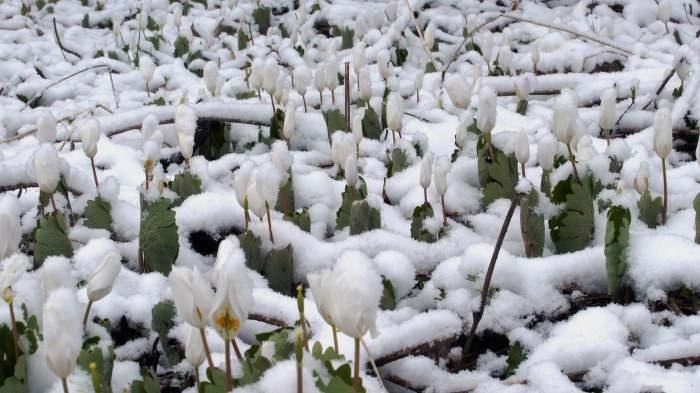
[53,18,82,60]
[373,335,458,368]
[642,68,675,110]
[442,15,502,82]
[0,182,83,196]
[402,0,437,68]
[460,192,525,369]
[22,64,110,110]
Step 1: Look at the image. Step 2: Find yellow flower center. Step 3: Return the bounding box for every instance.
[3,287,14,304]
[215,307,240,336]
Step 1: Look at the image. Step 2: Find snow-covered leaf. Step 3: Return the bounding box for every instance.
[262,245,294,296]
[84,196,113,236]
[34,213,73,268]
[520,190,544,258]
[549,176,595,254]
[139,198,179,275]
[151,301,181,367]
[238,231,262,273]
[349,200,381,235]
[167,172,202,208]
[605,205,630,299]
[638,190,662,229]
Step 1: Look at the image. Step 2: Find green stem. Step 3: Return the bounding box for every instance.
[62,378,70,393]
[332,325,339,353]
[423,187,427,205]
[662,158,667,225]
[566,143,580,182]
[90,363,101,393]
[90,157,99,189]
[232,339,243,361]
[485,133,495,163]
[605,128,610,146]
[520,163,526,179]
[441,194,447,227]
[195,367,200,392]
[199,327,215,372]
[8,301,19,360]
[83,300,93,329]
[353,337,360,393]
[266,204,274,244]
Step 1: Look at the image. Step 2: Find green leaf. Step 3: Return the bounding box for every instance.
[465,42,482,55]
[238,231,262,273]
[173,36,190,58]
[0,325,16,387]
[139,198,179,275]
[315,362,364,393]
[379,276,396,311]
[236,90,258,100]
[144,97,166,106]
[425,62,437,73]
[323,109,346,138]
[387,148,410,178]
[34,213,73,268]
[130,368,160,393]
[238,29,248,50]
[167,172,202,208]
[393,43,407,67]
[82,14,89,28]
[35,0,45,11]
[196,121,232,160]
[361,107,382,140]
[0,377,23,393]
[540,169,552,197]
[310,2,321,13]
[266,108,285,144]
[604,205,631,300]
[151,301,181,367]
[275,171,295,215]
[481,145,518,207]
[341,27,354,49]
[349,200,381,235]
[311,341,344,364]
[695,193,700,245]
[520,190,544,258]
[77,345,115,393]
[336,178,368,231]
[410,203,436,243]
[262,245,294,296]
[254,328,295,361]
[506,341,527,374]
[146,35,160,51]
[283,208,311,233]
[548,175,595,254]
[84,196,113,236]
[516,100,528,115]
[147,15,159,31]
[638,190,662,229]
[252,6,271,35]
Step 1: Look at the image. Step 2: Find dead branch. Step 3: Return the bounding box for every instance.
[373,335,458,368]
[53,18,81,60]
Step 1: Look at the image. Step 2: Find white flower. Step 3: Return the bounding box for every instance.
[0,254,29,302]
[32,144,60,194]
[353,42,366,75]
[250,58,264,93]
[173,5,182,28]
[384,1,397,22]
[185,325,206,368]
[233,161,255,209]
[209,257,254,341]
[355,15,367,40]
[256,162,281,208]
[359,68,372,101]
[246,180,267,220]
[86,252,121,303]
[634,161,650,195]
[168,266,214,329]
[674,52,690,83]
[314,62,326,95]
[353,114,363,145]
[599,88,617,131]
[203,61,218,96]
[42,256,73,301]
[0,197,21,260]
[307,269,335,327]
[80,119,101,159]
[552,92,579,145]
[480,31,493,64]
[445,73,472,110]
[386,95,403,132]
[141,114,159,146]
[332,132,356,170]
[515,74,530,101]
[293,65,311,97]
[44,288,83,380]
[263,59,279,96]
[329,251,382,339]
[658,1,670,24]
[326,56,339,91]
[325,40,337,59]
[420,152,433,190]
[434,156,450,196]
[466,14,477,34]
[345,156,358,187]
[531,41,540,66]
[175,104,197,160]
[377,49,390,80]
[270,141,293,187]
[283,102,295,140]
[456,111,471,149]
[537,139,557,171]
[140,56,155,86]
[498,46,513,74]
[37,111,57,144]
[414,70,424,94]
[112,14,123,37]
[476,86,497,134]
[515,129,530,165]
[424,24,435,50]
[653,107,673,159]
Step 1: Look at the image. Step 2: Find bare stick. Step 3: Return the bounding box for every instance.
[345,62,350,132]
[402,0,437,67]
[53,18,82,59]
[642,68,675,111]
[442,15,502,82]
[460,192,525,369]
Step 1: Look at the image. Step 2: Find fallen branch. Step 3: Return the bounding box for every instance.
[0,182,83,196]
[53,18,81,60]
[373,335,458,368]
[442,15,502,82]
[459,192,525,369]
[248,313,288,328]
[642,68,675,110]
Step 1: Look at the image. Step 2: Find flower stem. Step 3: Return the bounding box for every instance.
[332,325,339,353]
[90,363,101,393]
[485,133,495,163]
[50,194,58,213]
[83,300,93,329]
[319,91,323,106]
[423,187,428,205]
[199,327,216,372]
[520,163,526,179]
[302,95,307,113]
[8,301,19,360]
[566,143,580,182]
[662,158,667,225]
[195,367,200,392]
[266,205,274,244]
[605,128,610,146]
[146,82,150,98]
[353,337,360,393]
[331,90,336,105]
[441,195,448,227]
[232,339,243,361]
[225,338,233,392]
[244,209,250,232]
[544,170,551,198]
[90,157,99,189]
[62,378,70,393]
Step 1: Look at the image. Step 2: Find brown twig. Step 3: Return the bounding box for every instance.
[53,18,82,60]
[460,192,525,369]
[442,15,502,82]
[248,313,287,328]
[373,335,458,368]
[642,68,675,110]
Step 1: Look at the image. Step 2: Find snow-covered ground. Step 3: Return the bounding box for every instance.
[2,0,700,392]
